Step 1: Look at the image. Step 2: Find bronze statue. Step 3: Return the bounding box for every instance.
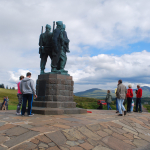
[39,21,70,75]
[57,24,70,73]
[39,24,53,74]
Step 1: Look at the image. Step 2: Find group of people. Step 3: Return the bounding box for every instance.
[16,72,37,116]
[1,96,9,110]
[105,79,142,116]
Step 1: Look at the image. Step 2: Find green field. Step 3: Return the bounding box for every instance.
[8,105,17,110]
[1,88,148,111]
[143,105,150,113]
[74,96,116,110]
[0,88,18,105]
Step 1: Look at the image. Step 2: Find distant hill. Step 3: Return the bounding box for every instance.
[74,86,150,99]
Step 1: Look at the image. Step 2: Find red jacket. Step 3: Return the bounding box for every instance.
[126,88,133,98]
[137,88,142,98]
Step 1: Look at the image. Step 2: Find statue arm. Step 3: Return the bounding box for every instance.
[63,31,69,44]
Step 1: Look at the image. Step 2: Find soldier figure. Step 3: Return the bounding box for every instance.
[57,24,70,73]
[39,24,53,74]
[52,21,64,72]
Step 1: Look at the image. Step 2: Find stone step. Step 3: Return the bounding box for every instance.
[32,107,87,115]
[32,101,76,108]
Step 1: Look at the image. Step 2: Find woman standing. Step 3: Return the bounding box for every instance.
[105,90,112,110]
[126,84,133,112]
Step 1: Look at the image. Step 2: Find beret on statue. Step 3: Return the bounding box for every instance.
[56,21,63,26]
[46,24,51,29]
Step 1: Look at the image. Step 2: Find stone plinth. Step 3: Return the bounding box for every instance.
[32,74,87,115]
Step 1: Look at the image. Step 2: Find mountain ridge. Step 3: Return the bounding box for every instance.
[74,86,150,99]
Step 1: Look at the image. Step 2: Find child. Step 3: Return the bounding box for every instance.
[105,90,112,110]
[2,96,7,110]
[131,99,134,112]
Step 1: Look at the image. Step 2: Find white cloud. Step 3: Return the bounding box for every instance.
[66,50,150,92]
[0,0,150,92]
[3,50,150,92]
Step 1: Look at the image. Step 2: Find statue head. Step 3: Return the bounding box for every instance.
[45,24,51,32]
[62,24,66,31]
[56,21,63,29]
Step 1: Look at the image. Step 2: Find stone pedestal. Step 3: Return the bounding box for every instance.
[32,74,87,115]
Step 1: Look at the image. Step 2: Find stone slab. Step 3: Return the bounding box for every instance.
[63,118,82,122]
[0,124,16,131]
[46,131,67,146]
[4,131,39,148]
[33,101,76,108]
[78,126,101,140]
[0,146,7,150]
[0,122,5,126]
[102,136,135,150]
[12,142,37,150]
[32,107,87,115]
[63,128,86,140]
[4,126,29,136]
[133,139,149,148]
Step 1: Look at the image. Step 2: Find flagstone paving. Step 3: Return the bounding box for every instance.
[0,110,150,150]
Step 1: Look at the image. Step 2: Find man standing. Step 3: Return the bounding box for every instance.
[16,75,24,115]
[136,84,142,113]
[39,24,53,74]
[52,21,63,72]
[57,24,70,73]
[116,80,127,116]
[20,72,37,116]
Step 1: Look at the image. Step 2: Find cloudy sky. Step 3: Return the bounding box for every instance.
[0,0,150,92]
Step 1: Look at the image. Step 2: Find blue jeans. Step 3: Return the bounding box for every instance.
[136,98,142,112]
[107,103,112,110]
[21,94,33,115]
[116,98,119,111]
[117,99,126,114]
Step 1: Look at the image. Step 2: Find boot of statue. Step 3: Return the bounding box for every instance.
[40,70,45,74]
[51,68,60,73]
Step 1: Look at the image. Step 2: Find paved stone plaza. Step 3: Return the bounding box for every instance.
[0,110,150,150]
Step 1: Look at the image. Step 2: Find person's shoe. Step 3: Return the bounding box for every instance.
[139,111,142,113]
[28,113,34,117]
[124,111,127,116]
[118,114,123,116]
[116,111,119,113]
[21,115,25,116]
[134,111,138,112]
[16,112,21,116]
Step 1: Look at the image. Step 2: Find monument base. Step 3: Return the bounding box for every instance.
[32,74,87,115]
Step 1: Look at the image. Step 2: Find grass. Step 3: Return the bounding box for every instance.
[8,105,17,110]
[74,96,116,110]
[0,88,18,105]
[2,88,147,111]
[143,105,150,113]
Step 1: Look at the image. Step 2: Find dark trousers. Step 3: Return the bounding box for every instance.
[16,94,22,113]
[136,98,142,112]
[127,97,132,112]
[21,94,33,115]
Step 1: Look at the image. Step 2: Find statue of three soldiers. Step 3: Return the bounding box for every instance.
[39,21,70,74]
